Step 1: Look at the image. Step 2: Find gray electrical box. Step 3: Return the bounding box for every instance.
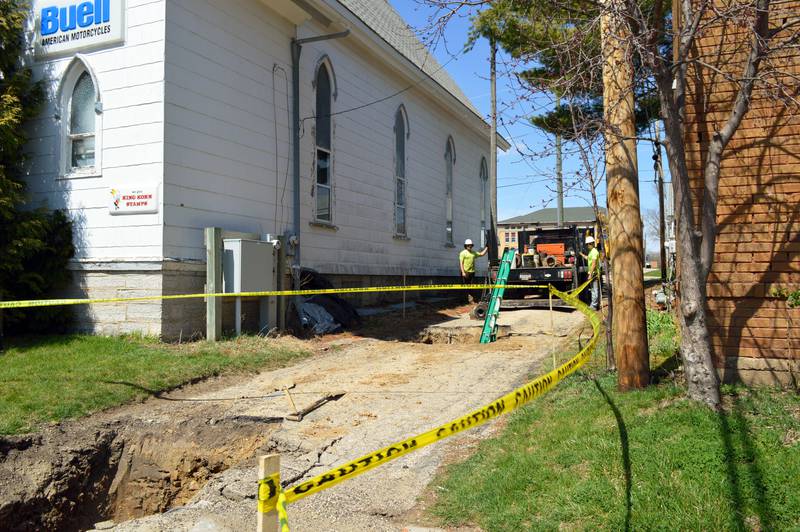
[223,239,278,334]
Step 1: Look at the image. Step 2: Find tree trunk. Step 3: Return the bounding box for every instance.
[675,261,721,409]
[659,97,721,409]
[601,1,650,389]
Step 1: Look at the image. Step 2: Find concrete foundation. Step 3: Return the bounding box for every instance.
[719,356,800,388]
[64,266,165,337]
[422,317,510,344]
[422,308,575,344]
[63,262,462,340]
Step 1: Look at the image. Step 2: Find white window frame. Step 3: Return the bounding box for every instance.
[394,105,409,237]
[315,146,333,222]
[313,60,335,223]
[445,136,456,246]
[58,55,102,179]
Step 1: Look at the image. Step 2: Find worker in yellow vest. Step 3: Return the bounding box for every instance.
[581,236,601,310]
[460,238,488,303]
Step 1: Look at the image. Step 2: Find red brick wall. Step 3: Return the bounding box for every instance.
[685,1,800,382]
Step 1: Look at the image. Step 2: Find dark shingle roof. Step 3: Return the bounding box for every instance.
[336,0,480,116]
[500,207,605,225]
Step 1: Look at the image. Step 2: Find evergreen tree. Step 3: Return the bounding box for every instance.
[469,0,660,140]
[1,0,75,333]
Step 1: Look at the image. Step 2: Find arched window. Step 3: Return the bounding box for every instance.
[59,56,102,177]
[315,63,333,222]
[444,136,456,245]
[480,157,488,247]
[394,106,408,236]
[69,72,96,169]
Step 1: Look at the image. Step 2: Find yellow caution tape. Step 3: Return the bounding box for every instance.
[0,283,555,310]
[568,275,595,299]
[258,473,281,514]
[277,491,290,532]
[260,281,600,514]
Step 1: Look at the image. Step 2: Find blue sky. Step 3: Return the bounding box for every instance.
[389,1,666,249]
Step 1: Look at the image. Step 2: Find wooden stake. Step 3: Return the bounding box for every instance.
[257,454,280,532]
[601,0,650,389]
[402,274,406,320]
[205,227,223,342]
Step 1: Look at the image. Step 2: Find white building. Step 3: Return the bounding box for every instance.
[23,0,507,338]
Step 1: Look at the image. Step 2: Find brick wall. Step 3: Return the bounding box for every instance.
[685,1,800,385]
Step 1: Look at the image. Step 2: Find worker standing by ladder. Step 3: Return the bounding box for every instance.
[459,238,488,303]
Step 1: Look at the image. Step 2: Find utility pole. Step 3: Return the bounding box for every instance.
[555,96,564,227]
[489,37,499,261]
[654,122,667,284]
[600,0,649,389]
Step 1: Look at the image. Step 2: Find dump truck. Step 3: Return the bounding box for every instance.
[495,224,599,308]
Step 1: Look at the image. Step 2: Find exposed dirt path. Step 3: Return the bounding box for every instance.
[0,305,586,532]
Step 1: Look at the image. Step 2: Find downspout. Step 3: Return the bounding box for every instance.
[290,30,350,289]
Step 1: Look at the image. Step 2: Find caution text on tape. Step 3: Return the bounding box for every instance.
[259,280,600,512]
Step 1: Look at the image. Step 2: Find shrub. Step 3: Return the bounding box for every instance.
[1,1,75,333]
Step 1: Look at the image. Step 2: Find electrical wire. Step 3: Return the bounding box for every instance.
[272,64,291,234]
[300,48,466,125]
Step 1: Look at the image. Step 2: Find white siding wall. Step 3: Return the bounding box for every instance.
[163,0,294,259]
[24,0,166,261]
[297,23,490,277]
[162,0,490,277]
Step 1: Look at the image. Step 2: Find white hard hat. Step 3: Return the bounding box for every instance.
[464,238,474,246]
[585,236,596,244]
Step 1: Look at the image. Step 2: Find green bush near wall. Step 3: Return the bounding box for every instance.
[1,1,75,333]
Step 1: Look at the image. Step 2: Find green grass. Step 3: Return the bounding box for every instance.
[0,335,310,435]
[429,314,800,531]
[647,308,679,362]
[644,269,662,278]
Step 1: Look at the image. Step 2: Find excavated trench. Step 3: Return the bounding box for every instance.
[0,418,274,531]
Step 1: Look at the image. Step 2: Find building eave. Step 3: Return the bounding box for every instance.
[279,0,506,146]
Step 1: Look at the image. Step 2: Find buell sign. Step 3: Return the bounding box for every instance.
[34,0,125,59]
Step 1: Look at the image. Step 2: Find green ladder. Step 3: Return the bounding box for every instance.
[480,248,516,343]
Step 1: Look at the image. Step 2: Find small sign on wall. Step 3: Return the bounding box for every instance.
[34,0,126,59]
[109,188,158,215]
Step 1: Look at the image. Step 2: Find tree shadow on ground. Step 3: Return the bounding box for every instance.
[594,379,632,532]
[717,392,775,531]
[593,377,777,531]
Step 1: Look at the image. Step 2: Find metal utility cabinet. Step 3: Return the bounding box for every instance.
[223,238,278,336]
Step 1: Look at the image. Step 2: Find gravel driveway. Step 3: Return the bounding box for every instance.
[104,307,586,532]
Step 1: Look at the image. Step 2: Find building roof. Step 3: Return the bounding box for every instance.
[336,0,481,117]
[500,207,605,225]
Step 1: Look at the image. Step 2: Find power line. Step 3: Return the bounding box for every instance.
[301,48,466,124]
[498,177,559,189]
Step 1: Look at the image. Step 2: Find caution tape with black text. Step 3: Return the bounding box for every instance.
[257,278,601,529]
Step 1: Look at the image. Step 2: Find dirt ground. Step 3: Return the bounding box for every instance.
[0,302,587,532]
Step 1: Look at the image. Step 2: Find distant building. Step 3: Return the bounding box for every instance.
[497,207,605,255]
